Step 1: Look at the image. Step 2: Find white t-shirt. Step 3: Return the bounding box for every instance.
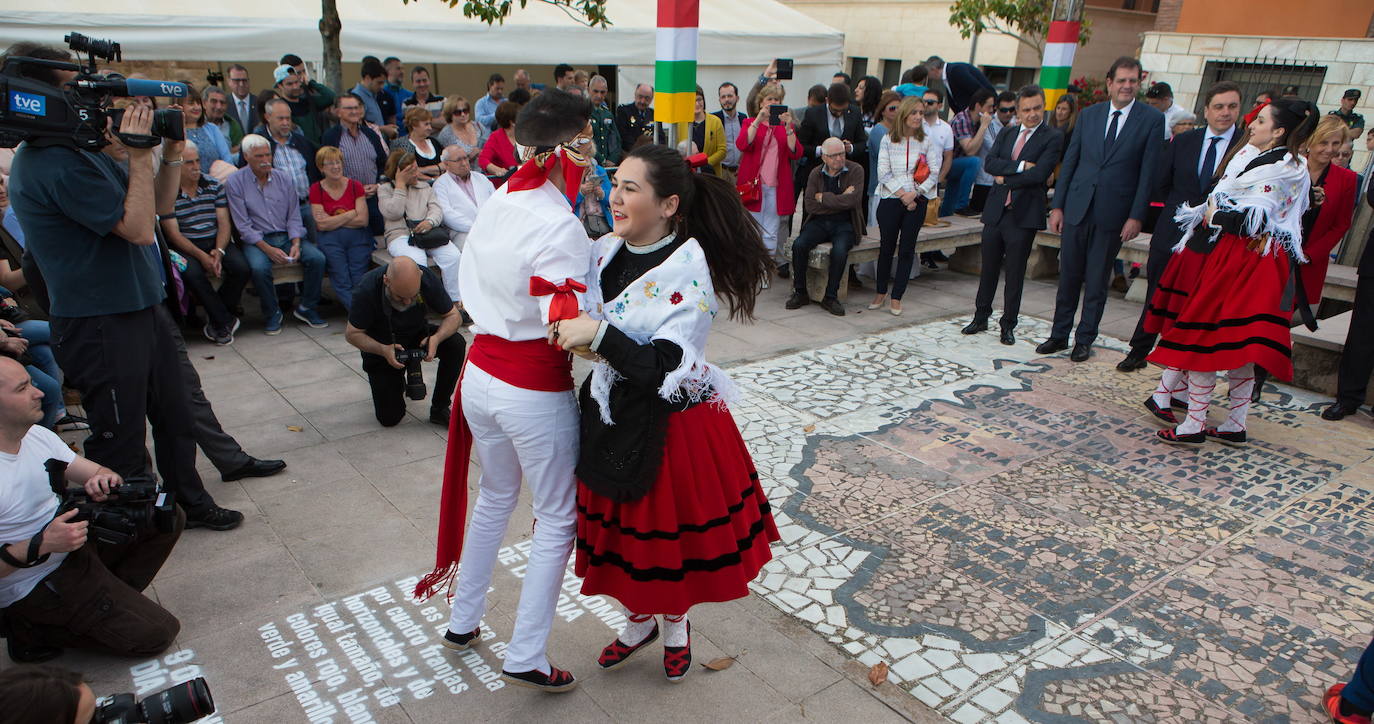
[0,426,76,607]
[923,118,955,155]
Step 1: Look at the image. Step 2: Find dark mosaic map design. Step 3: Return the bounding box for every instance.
[730,315,1374,723]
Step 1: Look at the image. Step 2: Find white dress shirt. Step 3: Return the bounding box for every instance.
[434,170,496,235]
[1103,100,1136,139]
[458,179,589,341]
[1196,124,1237,177]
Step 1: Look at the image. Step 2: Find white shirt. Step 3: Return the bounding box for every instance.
[923,118,955,155]
[434,171,496,235]
[458,178,589,341]
[876,133,944,200]
[1103,100,1136,139]
[1196,125,1237,177]
[0,426,76,608]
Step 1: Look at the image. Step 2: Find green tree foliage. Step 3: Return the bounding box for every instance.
[947,0,1092,55]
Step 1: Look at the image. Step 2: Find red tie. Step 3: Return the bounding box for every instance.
[1006,127,1033,207]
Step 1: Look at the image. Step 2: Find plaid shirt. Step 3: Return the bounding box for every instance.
[273,141,311,200]
[950,109,976,158]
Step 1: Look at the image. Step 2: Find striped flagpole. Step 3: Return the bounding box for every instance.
[1040,21,1080,112]
[656,0,699,132]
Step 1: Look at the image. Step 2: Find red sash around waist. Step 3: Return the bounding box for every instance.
[413,334,574,602]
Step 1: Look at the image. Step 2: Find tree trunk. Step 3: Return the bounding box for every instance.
[319,0,343,93]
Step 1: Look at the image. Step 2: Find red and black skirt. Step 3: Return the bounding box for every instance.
[1147,233,1294,380]
[1141,246,1209,338]
[575,402,780,615]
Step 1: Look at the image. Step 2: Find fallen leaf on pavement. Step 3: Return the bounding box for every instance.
[803,424,816,433]
[868,661,888,686]
[702,656,736,671]
[286,425,303,432]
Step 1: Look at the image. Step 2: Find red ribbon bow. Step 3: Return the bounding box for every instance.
[529,276,587,322]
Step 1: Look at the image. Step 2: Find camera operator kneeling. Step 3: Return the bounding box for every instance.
[345,257,465,427]
[0,357,182,664]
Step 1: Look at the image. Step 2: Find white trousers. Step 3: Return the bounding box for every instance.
[446,363,579,674]
[387,237,462,304]
[750,185,780,255]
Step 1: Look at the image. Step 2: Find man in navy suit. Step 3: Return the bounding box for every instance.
[1117,81,1244,371]
[1038,57,1165,362]
[963,85,1064,344]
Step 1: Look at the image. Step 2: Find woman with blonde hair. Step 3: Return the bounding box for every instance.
[871,96,942,315]
[392,107,444,181]
[735,83,801,283]
[436,95,489,160]
[310,145,372,311]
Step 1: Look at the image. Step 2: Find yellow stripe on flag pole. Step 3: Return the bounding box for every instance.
[655,91,696,126]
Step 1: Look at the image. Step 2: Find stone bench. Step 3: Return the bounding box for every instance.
[784,216,986,302]
[1290,309,1373,404]
[1028,232,1153,301]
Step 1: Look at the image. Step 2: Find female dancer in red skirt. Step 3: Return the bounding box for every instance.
[1145,97,1318,447]
[551,144,779,681]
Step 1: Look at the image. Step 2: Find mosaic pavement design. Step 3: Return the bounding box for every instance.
[730,313,1374,723]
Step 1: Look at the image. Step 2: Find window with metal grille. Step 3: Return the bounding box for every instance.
[1197,58,1328,115]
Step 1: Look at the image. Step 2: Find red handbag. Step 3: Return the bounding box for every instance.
[907,141,930,185]
[737,176,762,203]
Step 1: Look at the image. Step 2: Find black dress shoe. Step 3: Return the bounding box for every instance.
[819,298,845,316]
[430,407,451,427]
[785,291,809,310]
[1036,338,1069,355]
[776,263,791,279]
[6,638,63,664]
[999,328,1015,345]
[1069,344,1092,362]
[221,457,287,482]
[961,319,989,335]
[1116,353,1148,372]
[1322,403,1361,421]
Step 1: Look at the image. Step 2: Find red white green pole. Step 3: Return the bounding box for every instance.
[656,0,699,145]
[1041,20,1080,111]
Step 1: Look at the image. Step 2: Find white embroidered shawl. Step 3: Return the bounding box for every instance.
[1173,145,1312,261]
[585,235,737,424]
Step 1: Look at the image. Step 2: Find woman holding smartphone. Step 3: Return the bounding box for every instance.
[736,84,801,287]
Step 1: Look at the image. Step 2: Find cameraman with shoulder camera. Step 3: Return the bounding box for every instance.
[0,356,182,663]
[345,256,464,427]
[3,41,242,532]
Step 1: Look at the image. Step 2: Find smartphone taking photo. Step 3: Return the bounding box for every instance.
[774,58,794,80]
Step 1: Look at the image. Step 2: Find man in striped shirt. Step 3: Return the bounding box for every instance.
[160,141,249,346]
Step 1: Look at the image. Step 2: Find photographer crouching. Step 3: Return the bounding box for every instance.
[345,257,465,427]
[0,356,182,663]
[4,40,241,531]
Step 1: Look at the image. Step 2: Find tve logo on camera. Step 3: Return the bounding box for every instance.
[8,90,46,117]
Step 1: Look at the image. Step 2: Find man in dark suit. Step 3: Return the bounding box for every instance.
[963,85,1064,345]
[1038,57,1165,361]
[1117,81,1244,371]
[224,63,260,136]
[1323,179,1374,421]
[796,84,867,205]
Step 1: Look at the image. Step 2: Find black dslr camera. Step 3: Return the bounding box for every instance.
[46,459,177,546]
[394,348,427,400]
[0,32,188,150]
[95,677,216,723]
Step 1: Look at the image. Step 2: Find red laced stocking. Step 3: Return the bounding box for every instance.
[1152,367,1186,410]
[1219,364,1255,433]
[621,611,656,647]
[1176,370,1215,435]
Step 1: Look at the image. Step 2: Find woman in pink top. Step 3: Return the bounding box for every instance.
[736,84,802,285]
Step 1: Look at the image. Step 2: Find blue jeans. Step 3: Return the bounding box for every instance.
[242,232,326,319]
[939,155,981,216]
[17,320,58,381]
[317,226,375,311]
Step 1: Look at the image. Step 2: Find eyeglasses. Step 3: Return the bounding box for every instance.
[885,105,899,112]
[997,106,1015,113]
[455,107,470,114]
[923,99,938,104]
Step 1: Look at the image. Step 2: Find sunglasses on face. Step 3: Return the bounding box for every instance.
[998,106,1015,113]
[885,105,898,112]
[923,99,938,105]
[455,107,470,114]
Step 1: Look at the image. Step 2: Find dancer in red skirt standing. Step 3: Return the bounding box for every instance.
[1145,98,1318,447]
[550,144,779,682]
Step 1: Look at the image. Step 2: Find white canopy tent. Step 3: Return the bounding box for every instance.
[2,0,844,104]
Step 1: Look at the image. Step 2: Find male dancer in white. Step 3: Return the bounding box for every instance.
[414,90,593,692]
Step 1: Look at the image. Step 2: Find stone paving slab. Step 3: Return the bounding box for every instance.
[4,271,1371,723]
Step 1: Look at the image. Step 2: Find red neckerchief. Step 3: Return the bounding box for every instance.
[505,145,589,206]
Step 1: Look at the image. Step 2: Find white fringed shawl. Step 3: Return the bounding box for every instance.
[1172,145,1312,261]
[585,234,737,424]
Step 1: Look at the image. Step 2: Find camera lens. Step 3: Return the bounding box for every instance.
[139,677,215,724]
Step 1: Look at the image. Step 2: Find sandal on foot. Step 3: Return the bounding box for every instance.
[1204,427,1248,448]
[441,626,482,651]
[598,622,659,670]
[500,666,578,693]
[664,620,692,683]
[1155,428,1206,447]
[1143,398,1178,426]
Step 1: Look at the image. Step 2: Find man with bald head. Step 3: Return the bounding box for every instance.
[615,83,655,151]
[788,137,865,316]
[344,256,465,427]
